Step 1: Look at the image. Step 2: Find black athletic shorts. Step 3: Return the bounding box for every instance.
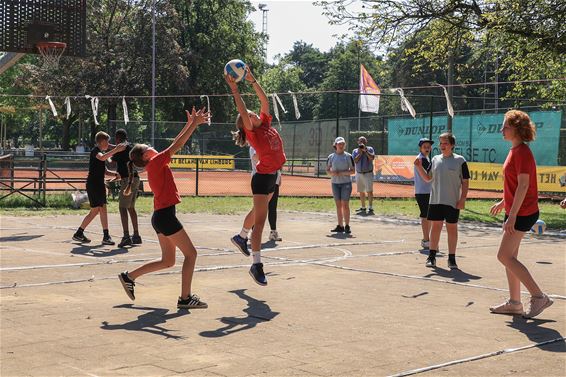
[86,180,107,208]
[151,205,183,236]
[415,194,430,218]
[504,211,539,232]
[427,204,460,224]
[251,173,278,195]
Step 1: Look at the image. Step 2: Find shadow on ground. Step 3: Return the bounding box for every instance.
[101,304,188,340]
[199,289,279,338]
[71,245,129,257]
[507,317,566,353]
[0,234,44,242]
[424,266,483,283]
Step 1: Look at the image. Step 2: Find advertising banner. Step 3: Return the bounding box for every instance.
[387,111,562,166]
[170,155,235,170]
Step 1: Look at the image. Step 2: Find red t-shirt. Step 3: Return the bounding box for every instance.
[145,150,181,210]
[503,143,538,216]
[244,113,286,174]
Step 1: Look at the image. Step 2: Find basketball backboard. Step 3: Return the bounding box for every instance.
[0,0,86,57]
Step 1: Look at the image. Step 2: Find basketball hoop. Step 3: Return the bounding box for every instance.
[36,41,67,69]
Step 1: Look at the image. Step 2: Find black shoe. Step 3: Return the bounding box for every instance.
[367,208,374,215]
[344,225,351,234]
[249,263,267,286]
[426,255,436,267]
[131,234,142,244]
[331,225,345,233]
[102,236,115,246]
[448,257,459,270]
[177,294,208,309]
[356,207,366,213]
[118,236,132,248]
[72,232,91,243]
[118,272,135,300]
[231,235,250,256]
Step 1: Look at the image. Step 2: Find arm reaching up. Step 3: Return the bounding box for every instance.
[166,107,211,157]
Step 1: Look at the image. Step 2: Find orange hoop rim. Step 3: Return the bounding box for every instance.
[36,41,67,49]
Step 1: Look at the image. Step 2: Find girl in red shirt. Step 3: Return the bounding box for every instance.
[118,107,210,310]
[489,110,553,318]
[225,67,286,286]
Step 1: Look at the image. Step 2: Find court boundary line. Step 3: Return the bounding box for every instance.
[388,337,566,377]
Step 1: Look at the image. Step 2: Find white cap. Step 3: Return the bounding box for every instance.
[333,136,346,146]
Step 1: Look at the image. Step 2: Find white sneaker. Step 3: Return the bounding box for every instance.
[523,294,554,318]
[490,300,523,315]
[421,240,430,249]
[269,230,282,241]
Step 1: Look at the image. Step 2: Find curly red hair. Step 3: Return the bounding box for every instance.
[504,110,536,142]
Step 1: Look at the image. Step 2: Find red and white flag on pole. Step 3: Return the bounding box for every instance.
[359,64,381,113]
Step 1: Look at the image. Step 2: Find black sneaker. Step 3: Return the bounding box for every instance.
[356,207,366,213]
[331,225,345,233]
[426,255,436,267]
[249,263,267,286]
[72,232,91,243]
[367,207,374,215]
[177,294,208,309]
[118,272,135,300]
[448,257,459,270]
[344,225,351,234]
[231,235,250,256]
[118,236,132,248]
[102,236,115,246]
[131,234,142,244]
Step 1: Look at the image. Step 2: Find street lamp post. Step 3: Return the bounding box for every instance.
[151,0,156,146]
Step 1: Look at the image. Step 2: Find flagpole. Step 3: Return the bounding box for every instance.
[357,44,361,131]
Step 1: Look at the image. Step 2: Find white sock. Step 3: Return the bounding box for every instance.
[240,227,250,239]
[252,250,261,264]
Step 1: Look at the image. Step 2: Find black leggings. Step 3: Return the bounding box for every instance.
[268,184,279,230]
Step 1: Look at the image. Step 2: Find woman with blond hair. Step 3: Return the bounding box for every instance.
[489,110,553,318]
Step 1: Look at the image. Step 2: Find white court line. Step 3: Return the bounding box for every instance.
[285,210,566,238]
[389,337,566,377]
[2,241,565,301]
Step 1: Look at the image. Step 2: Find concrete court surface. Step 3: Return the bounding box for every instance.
[0,210,565,377]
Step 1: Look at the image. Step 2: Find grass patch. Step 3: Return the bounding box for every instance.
[1,194,564,230]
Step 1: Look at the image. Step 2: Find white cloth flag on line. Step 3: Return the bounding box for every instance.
[85,95,99,125]
[394,88,416,118]
[122,96,129,125]
[359,64,381,113]
[436,84,454,118]
[45,96,58,117]
[288,91,301,120]
[64,97,71,119]
[271,93,288,126]
[200,95,211,125]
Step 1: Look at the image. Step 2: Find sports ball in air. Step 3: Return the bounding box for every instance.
[224,59,247,83]
[530,219,546,235]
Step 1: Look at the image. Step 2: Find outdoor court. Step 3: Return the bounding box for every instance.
[1,211,564,376]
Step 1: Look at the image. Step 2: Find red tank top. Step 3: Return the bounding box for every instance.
[243,113,286,174]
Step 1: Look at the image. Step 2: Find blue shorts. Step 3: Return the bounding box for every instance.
[332,182,352,201]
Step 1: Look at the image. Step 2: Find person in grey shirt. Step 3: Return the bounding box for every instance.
[327,137,355,234]
[415,132,469,269]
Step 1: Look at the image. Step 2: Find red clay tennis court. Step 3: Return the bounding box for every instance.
[7,168,503,199]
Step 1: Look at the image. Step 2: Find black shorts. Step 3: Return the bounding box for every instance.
[415,194,430,218]
[251,173,277,195]
[504,211,539,232]
[151,205,183,236]
[427,204,460,224]
[86,180,107,208]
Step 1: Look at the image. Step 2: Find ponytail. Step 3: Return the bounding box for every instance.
[123,161,135,197]
[232,113,247,147]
